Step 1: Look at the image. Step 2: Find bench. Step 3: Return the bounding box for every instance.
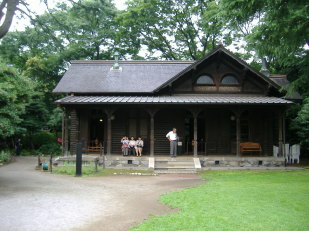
[87,146,104,152]
[240,142,262,155]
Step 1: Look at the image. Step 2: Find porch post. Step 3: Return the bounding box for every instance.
[147,109,158,157]
[64,112,69,156]
[193,115,198,157]
[236,114,241,156]
[105,109,114,156]
[69,108,79,155]
[150,114,155,157]
[278,111,283,157]
[190,109,200,157]
[61,109,65,155]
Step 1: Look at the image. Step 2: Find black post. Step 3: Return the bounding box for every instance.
[76,142,82,177]
[50,153,53,172]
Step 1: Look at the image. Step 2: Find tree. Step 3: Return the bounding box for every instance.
[291,98,309,152]
[117,0,229,60]
[0,61,35,139]
[0,0,19,39]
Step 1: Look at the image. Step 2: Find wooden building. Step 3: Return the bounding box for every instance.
[53,46,295,158]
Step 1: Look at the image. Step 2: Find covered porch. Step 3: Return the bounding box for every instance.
[58,95,289,158]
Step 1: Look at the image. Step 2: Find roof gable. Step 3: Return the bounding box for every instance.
[154,45,281,93]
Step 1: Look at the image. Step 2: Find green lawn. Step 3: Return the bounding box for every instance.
[131,170,309,231]
[53,165,154,177]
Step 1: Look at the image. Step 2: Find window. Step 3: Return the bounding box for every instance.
[221,75,239,85]
[196,75,214,85]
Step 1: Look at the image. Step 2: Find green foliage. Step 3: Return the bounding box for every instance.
[291,98,309,152]
[132,170,309,231]
[0,150,11,163]
[0,62,35,138]
[23,131,57,149]
[117,0,228,60]
[39,143,61,156]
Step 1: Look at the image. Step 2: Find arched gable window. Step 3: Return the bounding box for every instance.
[196,75,214,85]
[221,75,239,85]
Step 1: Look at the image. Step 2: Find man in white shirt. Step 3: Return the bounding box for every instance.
[166,128,178,157]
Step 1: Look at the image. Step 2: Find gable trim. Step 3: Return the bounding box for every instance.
[153,45,281,93]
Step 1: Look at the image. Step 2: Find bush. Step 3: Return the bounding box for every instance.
[23,131,57,149]
[0,151,11,163]
[39,143,61,156]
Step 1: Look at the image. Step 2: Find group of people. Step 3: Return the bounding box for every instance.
[120,128,178,157]
[121,136,144,156]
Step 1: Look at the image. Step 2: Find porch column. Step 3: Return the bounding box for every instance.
[105,109,114,156]
[193,115,198,157]
[64,112,69,156]
[232,109,243,157]
[150,115,155,157]
[236,114,241,156]
[69,109,79,155]
[190,109,200,157]
[278,110,284,157]
[147,109,159,157]
[61,109,64,155]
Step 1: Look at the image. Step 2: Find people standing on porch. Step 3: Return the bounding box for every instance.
[128,136,136,156]
[135,137,144,157]
[166,128,178,157]
[121,136,129,156]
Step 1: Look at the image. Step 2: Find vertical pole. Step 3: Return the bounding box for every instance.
[61,110,65,155]
[193,115,198,157]
[236,114,241,156]
[106,114,112,156]
[64,112,69,156]
[278,111,283,157]
[76,142,82,177]
[150,114,155,157]
[70,109,79,155]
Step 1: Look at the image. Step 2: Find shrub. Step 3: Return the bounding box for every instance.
[39,143,61,156]
[23,131,57,149]
[0,151,11,163]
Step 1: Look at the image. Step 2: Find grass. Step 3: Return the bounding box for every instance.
[53,165,154,177]
[131,170,309,231]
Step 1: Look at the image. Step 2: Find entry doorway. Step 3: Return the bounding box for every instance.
[184,111,206,154]
[89,110,105,146]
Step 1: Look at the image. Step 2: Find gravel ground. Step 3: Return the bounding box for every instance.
[0,157,201,231]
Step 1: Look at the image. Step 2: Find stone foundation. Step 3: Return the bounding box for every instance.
[101,156,149,169]
[200,157,285,168]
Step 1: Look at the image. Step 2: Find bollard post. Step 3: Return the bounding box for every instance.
[50,153,53,172]
[76,142,82,177]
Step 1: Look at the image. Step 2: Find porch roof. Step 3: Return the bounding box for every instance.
[56,95,293,105]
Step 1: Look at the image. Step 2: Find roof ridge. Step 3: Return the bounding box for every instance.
[71,60,195,64]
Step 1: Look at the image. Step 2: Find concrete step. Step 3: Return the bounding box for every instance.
[155,169,197,174]
[155,165,195,169]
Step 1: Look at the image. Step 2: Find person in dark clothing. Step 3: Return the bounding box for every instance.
[15,139,22,156]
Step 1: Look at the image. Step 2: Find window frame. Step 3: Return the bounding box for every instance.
[220,74,240,86]
[195,74,215,86]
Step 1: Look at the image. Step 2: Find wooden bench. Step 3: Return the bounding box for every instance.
[240,142,262,155]
[87,146,104,152]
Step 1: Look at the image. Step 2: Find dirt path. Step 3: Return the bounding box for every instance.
[0,157,202,231]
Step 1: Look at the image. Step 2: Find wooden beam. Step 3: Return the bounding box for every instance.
[278,110,284,157]
[190,108,201,157]
[69,109,79,155]
[146,109,159,157]
[104,109,115,156]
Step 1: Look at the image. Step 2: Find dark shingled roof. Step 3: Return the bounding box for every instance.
[53,60,193,93]
[56,95,292,105]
